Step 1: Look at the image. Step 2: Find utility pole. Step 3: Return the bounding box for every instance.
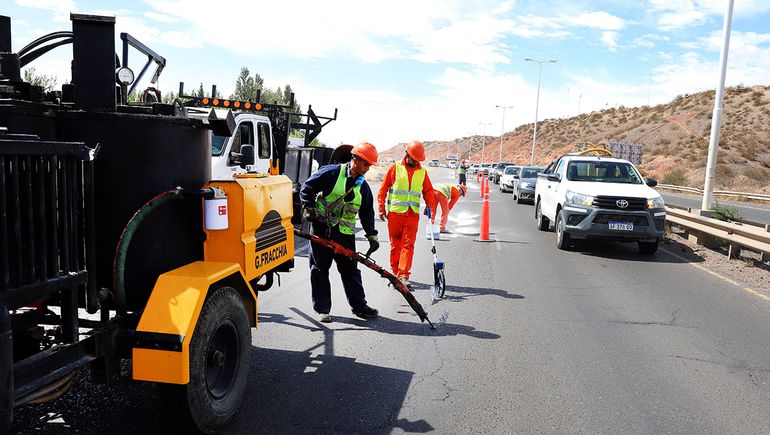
[495,105,513,163]
[525,58,557,165]
[702,0,735,210]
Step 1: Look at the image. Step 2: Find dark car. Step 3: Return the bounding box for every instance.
[513,166,544,204]
[491,162,516,184]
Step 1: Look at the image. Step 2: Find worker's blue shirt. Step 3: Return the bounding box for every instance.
[300,163,377,237]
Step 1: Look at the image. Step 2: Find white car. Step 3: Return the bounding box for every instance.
[534,154,665,254]
[499,165,521,192]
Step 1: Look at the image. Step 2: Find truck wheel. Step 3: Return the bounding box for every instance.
[164,286,251,434]
[555,212,572,250]
[638,239,659,255]
[536,200,550,231]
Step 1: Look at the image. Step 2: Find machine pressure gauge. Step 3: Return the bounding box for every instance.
[116,67,135,86]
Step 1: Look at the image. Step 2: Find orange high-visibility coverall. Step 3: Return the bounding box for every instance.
[433,185,461,231]
[378,159,437,279]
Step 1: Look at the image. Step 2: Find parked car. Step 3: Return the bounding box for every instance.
[492,162,516,184]
[534,154,665,254]
[499,165,521,192]
[512,166,544,204]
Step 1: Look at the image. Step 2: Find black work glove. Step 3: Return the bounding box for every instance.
[365,234,380,257]
[423,207,432,218]
[303,206,318,223]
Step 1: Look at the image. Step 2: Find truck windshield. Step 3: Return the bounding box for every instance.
[212,134,227,156]
[566,161,643,184]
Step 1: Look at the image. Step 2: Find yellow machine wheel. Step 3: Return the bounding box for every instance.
[162,286,250,434]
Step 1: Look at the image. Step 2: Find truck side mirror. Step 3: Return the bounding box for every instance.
[645,177,658,187]
[546,173,561,182]
[239,144,255,169]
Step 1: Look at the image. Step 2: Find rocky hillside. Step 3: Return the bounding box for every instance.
[380,85,770,193]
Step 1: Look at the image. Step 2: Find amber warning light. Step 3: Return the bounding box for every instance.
[197,97,263,111]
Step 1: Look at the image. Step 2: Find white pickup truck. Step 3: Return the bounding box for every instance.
[534,152,665,254]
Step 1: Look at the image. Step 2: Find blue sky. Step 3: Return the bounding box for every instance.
[6,0,770,151]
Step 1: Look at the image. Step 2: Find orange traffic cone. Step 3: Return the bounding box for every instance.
[476,180,493,242]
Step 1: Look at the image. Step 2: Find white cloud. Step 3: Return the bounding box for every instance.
[568,11,627,31]
[601,31,619,52]
[288,66,534,150]
[144,11,179,24]
[632,33,670,48]
[647,0,770,30]
[14,0,77,22]
[160,31,202,49]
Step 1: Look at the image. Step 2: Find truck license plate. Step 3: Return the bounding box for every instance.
[609,222,633,231]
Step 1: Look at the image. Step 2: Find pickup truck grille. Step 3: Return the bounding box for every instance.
[593,196,647,211]
[593,213,650,226]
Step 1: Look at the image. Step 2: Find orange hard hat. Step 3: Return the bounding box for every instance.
[351,142,378,165]
[405,140,425,162]
[457,184,467,196]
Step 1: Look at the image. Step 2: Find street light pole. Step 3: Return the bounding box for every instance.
[495,105,513,163]
[702,0,735,210]
[525,58,557,165]
[478,122,491,164]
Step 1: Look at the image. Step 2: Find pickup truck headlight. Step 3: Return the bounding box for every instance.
[647,196,665,209]
[520,182,531,189]
[565,190,594,207]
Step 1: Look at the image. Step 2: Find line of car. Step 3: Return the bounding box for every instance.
[469,153,666,255]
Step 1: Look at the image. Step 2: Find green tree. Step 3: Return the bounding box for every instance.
[23,67,57,92]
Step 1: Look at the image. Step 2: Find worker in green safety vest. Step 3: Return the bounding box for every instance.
[377,140,438,288]
[300,142,380,323]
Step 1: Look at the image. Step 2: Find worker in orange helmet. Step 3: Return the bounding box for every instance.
[377,140,437,288]
[431,183,466,233]
[300,142,380,323]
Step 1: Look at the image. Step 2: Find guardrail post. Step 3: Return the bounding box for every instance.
[686,210,721,249]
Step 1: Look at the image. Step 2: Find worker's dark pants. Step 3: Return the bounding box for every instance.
[458,173,466,185]
[309,222,368,314]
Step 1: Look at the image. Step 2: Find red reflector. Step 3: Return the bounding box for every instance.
[213,99,220,105]
[234,101,241,108]
[244,102,252,109]
[255,103,262,111]
[223,100,230,107]
[202,98,209,104]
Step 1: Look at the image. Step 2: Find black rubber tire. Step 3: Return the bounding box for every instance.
[536,200,550,231]
[163,286,251,434]
[516,190,523,204]
[638,239,659,255]
[555,212,572,250]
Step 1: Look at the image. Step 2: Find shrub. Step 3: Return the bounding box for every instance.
[710,203,742,222]
[743,166,770,184]
[662,167,688,185]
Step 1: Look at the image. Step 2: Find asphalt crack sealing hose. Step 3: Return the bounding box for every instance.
[294,229,434,328]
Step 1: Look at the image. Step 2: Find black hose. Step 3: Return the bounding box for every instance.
[19,38,73,68]
[113,188,183,316]
[18,31,72,57]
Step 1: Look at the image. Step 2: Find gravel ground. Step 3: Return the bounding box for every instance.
[662,225,770,296]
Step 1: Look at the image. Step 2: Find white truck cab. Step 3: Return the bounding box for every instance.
[208,111,274,180]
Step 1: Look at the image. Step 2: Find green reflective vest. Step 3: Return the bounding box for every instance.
[387,163,425,214]
[458,165,467,175]
[435,183,452,200]
[316,165,361,235]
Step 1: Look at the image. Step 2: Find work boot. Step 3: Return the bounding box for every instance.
[440,228,449,233]
[399,276,414,292]
[352,305,379,319]
[317,313,332,323]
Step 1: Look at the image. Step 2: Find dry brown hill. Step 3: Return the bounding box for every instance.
[380,85,770,193]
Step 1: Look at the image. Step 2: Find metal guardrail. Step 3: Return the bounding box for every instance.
[658,184,770,202]
[665,206,770,259]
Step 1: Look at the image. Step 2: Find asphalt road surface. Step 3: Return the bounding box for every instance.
[11,168,770,434]
[661,192,770,225]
